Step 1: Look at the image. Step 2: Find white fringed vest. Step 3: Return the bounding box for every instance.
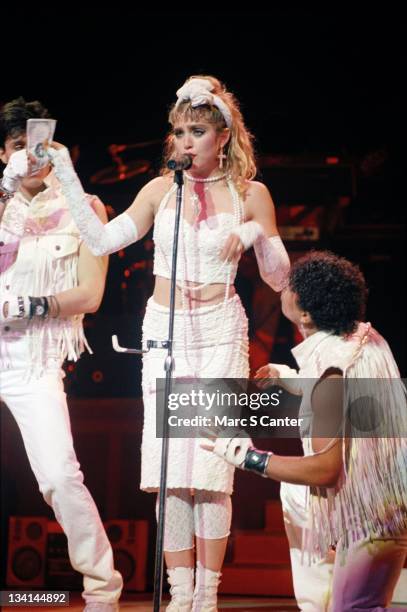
[0,172,91,375]
[288,324,407,558]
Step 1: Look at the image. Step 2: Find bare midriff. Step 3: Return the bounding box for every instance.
[153,275,235,309]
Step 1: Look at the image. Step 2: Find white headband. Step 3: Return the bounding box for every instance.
[175,78,232,128]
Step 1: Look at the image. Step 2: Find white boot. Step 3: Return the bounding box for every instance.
[166,566,194,612]
[192,562,221,612]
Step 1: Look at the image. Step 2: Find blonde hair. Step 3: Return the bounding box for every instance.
[161,75,256,194]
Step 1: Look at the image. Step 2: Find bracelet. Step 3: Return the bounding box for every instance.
[17,296,26,318]
[243,448,272,477]
[47,295,61,318]
[28,297,49,319]
[0,190,14,203]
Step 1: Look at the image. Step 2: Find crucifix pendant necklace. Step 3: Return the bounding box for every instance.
[185,172,227,219]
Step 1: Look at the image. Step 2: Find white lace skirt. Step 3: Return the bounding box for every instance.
[140,294,249,494]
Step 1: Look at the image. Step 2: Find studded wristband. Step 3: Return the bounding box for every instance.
[17,296,26,318]
[243,448,272,477]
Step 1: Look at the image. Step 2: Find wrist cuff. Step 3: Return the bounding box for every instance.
[231,221,264,250]
[243,448,272,476]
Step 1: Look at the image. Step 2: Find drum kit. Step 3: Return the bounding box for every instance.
[90,139,161,185]
[87,140,161,315]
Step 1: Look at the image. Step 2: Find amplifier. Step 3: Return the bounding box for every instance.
[6,517,47,587]
[7,518,148,591]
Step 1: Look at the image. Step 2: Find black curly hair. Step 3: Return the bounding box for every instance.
[0,97,50,148]
[289,251,368,335]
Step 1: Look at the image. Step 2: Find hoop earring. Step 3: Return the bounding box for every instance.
[217,146,226,169]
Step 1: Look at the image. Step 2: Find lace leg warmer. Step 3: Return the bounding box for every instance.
[48,147,138,256]
[193,491,232,540]
[156,490,195,552]
[156,490,232,550]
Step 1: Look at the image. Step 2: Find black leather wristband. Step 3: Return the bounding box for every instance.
[243,448,272,477]
[28,296,49,319]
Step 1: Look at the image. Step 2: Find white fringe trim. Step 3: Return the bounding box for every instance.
[305,327,407,559]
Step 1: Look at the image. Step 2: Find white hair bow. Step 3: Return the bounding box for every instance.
[175,78,232,127]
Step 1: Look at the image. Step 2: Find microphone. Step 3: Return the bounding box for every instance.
[167,154,193,171]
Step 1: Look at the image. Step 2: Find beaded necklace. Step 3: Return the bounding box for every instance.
[156,175,242,376]
[185,172,228,218]
[179,177,241,375]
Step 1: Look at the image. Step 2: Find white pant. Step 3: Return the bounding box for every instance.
[331,532,407,611]
[280,482,333,611]
[0,339,122,603]
[280,482,407,611]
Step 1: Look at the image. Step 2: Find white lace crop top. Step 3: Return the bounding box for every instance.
[153,180,244,285]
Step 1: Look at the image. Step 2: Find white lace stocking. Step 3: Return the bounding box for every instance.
[156,490,194,552]
[193,490,232,540]
[157,489,232,551]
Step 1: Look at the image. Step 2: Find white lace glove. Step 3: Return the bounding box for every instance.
[268,363,303,395]
[232,221,290,292]
[206,433,272,476]
[209,434,253,468]
[1,149,48,194]
[1,296,31,323]
[48,146,138,256]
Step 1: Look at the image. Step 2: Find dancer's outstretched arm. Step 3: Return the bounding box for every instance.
[203,373,343,488]
[2,145,159,256]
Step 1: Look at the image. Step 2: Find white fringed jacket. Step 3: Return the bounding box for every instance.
[273,323,407,558]
[0,171,90,376]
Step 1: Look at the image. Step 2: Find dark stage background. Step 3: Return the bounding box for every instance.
[1,8,405,593]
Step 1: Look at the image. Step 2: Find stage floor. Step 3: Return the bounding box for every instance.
[2,593,299,611]
[2,592,407,610]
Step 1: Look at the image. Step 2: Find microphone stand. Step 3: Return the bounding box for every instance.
[112,167,186,611]
[152,168,184,611]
